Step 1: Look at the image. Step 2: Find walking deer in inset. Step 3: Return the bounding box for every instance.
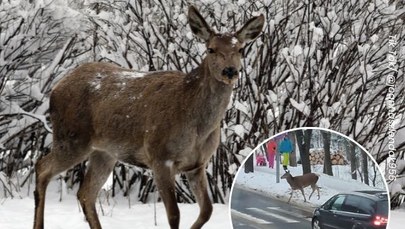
[281,170,320,203]
[33,5,264,229]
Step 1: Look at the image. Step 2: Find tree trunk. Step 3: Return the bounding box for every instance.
[244,154,254,173]
[348,141,357,180]
[296,129,311,174]
[322,131,333,176]
[303,129,312,174]
[361,150,369,185]
[296,130,305,163]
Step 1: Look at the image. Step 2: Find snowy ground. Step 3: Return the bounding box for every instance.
[390,210,405,229]
[0,181,231,229]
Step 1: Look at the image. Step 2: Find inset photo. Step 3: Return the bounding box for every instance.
[230,128,389,229]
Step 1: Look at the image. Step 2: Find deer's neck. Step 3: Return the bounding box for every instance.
[286,176,295,185]
[184,60,233,135]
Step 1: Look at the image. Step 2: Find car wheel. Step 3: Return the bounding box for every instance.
[312,218,322,229]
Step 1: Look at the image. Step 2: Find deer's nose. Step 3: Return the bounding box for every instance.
[222,67,239,79]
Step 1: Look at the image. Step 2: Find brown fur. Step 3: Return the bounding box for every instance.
[33,6,264,229]
[281,171,320,203]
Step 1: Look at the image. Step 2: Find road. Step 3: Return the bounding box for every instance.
[231,186,314,229]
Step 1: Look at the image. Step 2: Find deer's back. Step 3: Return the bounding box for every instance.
[50,62,221,171]
[288,173,319,189]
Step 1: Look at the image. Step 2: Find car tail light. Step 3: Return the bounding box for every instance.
[373,215,388,226]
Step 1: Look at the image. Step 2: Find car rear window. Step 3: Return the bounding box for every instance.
[357,197,375,214]
[376,200,389,216]
[342,195,374,214]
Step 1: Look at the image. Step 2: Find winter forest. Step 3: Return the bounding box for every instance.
[1,0,405,221]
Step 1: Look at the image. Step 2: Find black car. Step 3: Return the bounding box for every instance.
[312,191,388,229]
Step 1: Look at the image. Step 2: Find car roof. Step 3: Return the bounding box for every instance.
[336,190,388,201]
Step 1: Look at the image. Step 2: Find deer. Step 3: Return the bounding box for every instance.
[281,170,320,203]
[33,5,264,229]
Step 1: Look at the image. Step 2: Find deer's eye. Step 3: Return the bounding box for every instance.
[238,48,244,53]
[207,48,215,54]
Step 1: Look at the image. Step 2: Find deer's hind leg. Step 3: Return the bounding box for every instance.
[308,184,320,200]
[34,142,90,229]
[186,167,213,229]
[77,150,116,229]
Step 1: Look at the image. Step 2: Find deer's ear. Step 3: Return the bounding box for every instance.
[236,14,265,43]
[188,6,213,41]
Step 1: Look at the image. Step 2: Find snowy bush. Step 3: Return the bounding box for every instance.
[1,0,404,204]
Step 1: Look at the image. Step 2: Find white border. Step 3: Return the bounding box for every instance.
[227,127,390,229]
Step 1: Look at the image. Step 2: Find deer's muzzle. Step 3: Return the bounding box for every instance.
[222,67,239,79]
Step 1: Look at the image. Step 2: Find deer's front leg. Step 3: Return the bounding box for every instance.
[186,166,213,229]
[154,163,180,229]
[287,191,294,203]
[300,188,307,202]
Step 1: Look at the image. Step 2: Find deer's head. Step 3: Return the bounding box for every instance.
[281,170,291,179]
[188,6,264,85]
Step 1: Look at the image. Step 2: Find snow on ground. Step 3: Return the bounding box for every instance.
[232,164,386,209]
[390,209,405,229]
[0,181,231,229]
